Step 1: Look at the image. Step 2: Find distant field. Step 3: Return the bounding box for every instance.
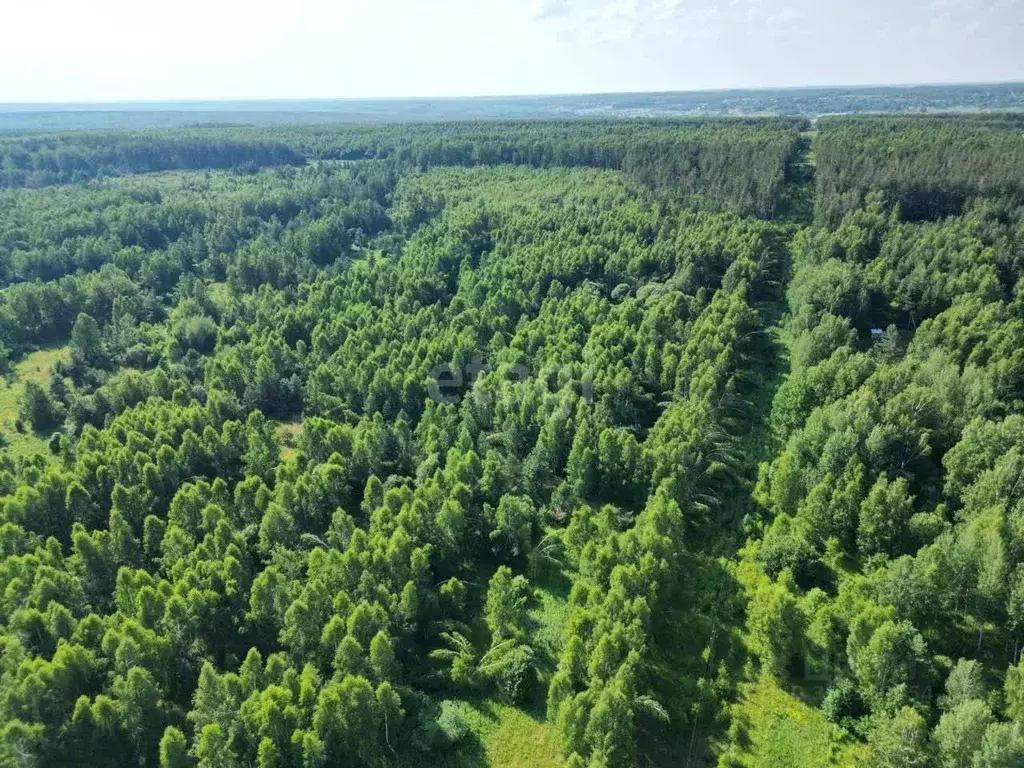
[0,346,69,460]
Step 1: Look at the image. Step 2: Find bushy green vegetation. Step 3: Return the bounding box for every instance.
[745,178,1024,765]
[0,115,1021,768]
[0,345,69,458]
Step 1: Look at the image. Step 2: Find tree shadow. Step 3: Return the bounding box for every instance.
[396,733,491,768]
[441,734,491,768]
[637,555,750,767]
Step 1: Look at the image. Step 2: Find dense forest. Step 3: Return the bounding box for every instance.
[0,114,1021,768]
[0,120,806,219]
[814,114,1024,226]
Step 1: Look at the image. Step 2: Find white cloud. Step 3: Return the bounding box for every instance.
[0,0,1021,101]
[533,0,574,19]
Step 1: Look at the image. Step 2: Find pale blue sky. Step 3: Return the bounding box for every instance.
[2,0,1022,102]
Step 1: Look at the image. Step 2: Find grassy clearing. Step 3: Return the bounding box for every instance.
[719,676,868,768]
[408,700,563,768]
[392,699,563,768]
[478,703,563,768]
[527,560,571,679]
[275,420,303,462]
[0,346,70,460]
[529,581,569,667]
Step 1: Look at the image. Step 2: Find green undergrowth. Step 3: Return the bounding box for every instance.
[718,676,868,768]
[400,700,564,768]
[0,345,69,460]
[275,420,304,462]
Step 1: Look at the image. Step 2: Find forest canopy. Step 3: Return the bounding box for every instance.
[0,114,1022,768]
[0,119,806,219]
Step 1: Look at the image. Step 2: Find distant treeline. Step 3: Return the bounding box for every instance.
[291,120,807,218]
[0,119,808,218]
[0,134,306,188]
[815,113,1024,226]
[12,114,1024,226]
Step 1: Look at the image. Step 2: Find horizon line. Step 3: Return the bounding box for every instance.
[2,79,1022,109]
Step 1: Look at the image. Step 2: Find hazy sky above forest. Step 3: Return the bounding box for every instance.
[2,0,1023,102]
